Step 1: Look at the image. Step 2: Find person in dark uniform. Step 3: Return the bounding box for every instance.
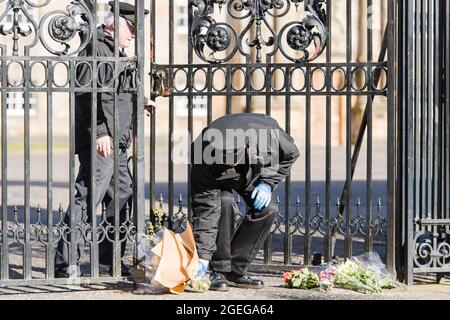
[54,1,153,278]
[190,113,300,291]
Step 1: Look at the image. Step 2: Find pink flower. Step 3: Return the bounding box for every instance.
[283,272,292,282]
[319,267,338,281]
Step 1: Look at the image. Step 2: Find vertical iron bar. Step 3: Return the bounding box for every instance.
[324,0,332,262]
[438,0,445,221]
[344,0,353,258]
[187,0,193,221]
[262,58,272,264]
[445,0,450,223]
[168,0,174,228]
[426,0,432,224]
[420,0,426,224]
[24,54,31,279]
[207,66,212,125]
[149,104,156,214]
[386,0,397,276]
[46,60,54,279]
[396,0,407,283]
[113,0,120,277]
[265,64,271,116]
[90,0,99,279]
[432,0,440,220]
[366,0,373,252]
[284,67,291,265]
[304,66,311,266]
[413,0,421,261]
[226,66,232,115]
[135,0,147,266]
[245,66,251,113]
[69,61,76,277]
[148,0,156,230]
[263,49,273,264]
[405,0,415,285]
[1,44,8,280]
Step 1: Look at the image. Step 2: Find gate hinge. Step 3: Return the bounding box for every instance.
[150,68,173,99]
[119,64,138,93]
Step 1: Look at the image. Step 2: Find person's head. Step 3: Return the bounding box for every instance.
[104,11,136,49]
[105,1,149,49]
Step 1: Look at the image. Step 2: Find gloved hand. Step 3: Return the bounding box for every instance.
[251,182,272,210]
[191,259,211,292]
[195,259,210,278]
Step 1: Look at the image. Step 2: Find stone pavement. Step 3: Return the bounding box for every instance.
[3,145,449,300]
[1,273,450,300]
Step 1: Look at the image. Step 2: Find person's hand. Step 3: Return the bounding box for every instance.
[144,99,157,116]
[191,259,211,292]
[96,136,113,158]
[251,182,272,210]
[196,259,209,278]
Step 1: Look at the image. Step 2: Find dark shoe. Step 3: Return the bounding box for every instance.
[209,271,230,292]
[99,262,131,277]
[55,265,83,278]
[224,273,264,289]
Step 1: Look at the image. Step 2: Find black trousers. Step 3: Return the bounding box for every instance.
[54,147,133,271]
[210,190,277,276]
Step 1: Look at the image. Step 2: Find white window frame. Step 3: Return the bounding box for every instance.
[96,0,112,26]
[175,0,188,35]
[6,91,37,117]
[175,96,207,117]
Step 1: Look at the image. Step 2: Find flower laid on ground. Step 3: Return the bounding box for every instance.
[318,266,338,292]
[283,268,320,290]
[319,266,338,281]
[281,252,406,294]
[190,277,211,292]
[333,259,383,294]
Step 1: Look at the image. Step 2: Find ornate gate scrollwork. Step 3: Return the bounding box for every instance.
[0,0,93,56]
[190,0,327,64]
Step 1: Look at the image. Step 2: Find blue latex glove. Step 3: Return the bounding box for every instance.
[251,182,272,210]
[195,259,209,278]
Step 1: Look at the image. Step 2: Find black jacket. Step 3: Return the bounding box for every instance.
[190,113,300,259]
[75,26,134,154]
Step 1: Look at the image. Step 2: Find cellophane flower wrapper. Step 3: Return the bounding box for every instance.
[282,252,406,294]
[133,230,168,294]
[318,265,338,292]
[188,260,211,292]
[333,252,406,294]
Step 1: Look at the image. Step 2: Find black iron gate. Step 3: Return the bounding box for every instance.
[397,0,450,285]
[1,0,421,288]
[149,0,397,274]
[0,0,146,286]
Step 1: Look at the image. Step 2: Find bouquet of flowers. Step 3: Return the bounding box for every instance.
[132,207,211,294]
[333,259,383,294]
[283,268,320,289]
[281,252,406,294]
[318,266,338,292]
[333,252,406,294]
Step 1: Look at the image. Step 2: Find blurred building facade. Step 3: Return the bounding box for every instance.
[0,0,388,146]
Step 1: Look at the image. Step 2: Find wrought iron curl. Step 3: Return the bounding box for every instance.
[190,0,327,64]
[191,0,238,64]
[39,0,93,56]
